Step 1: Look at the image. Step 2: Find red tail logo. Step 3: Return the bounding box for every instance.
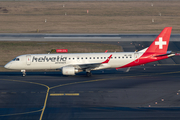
[116,27,172,70]
[155,37,166,49]
[145,27,172,54]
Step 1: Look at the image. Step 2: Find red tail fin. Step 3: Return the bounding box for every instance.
[145,27,172,54]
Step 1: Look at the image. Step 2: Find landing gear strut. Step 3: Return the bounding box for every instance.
[21,70,26,77]
[86,72,92,77]
[126,67,131,72]
[85,69,92,77]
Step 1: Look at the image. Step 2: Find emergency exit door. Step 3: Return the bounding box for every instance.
[134,53,139,63]
[26,55,31,65]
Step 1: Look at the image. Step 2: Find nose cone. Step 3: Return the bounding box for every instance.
[4,63,11,69]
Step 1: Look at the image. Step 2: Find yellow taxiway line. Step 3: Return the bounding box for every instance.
[1,70,180,119]
[39,87,50,120]
[50,93,80,96]
[0,79,48,117]
[0,109,42,117]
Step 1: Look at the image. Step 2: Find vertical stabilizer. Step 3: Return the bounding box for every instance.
[145,27,172,54]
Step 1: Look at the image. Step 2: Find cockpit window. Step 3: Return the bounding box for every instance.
[12,58,20,61]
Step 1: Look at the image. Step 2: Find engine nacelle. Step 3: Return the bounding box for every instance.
[62,66,78,75]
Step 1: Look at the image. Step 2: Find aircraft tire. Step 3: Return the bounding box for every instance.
[86,72,92,77]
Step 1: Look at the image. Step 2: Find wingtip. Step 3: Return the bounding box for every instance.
[102,54,112,64]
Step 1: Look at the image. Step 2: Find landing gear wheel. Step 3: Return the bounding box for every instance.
[23,73,26,77]
[86,72,92,77]
[21,70,26,77]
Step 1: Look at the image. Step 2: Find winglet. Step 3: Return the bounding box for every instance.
[102,54,112,64]
[105,50,108,53]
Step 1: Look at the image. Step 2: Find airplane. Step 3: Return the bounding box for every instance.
[4,27,176,77]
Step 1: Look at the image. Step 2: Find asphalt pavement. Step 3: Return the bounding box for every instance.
[0,65,180,120]
[0,38,180,120]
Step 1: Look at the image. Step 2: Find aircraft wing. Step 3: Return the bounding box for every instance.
[59,54,112,70]
[71,63,102,70]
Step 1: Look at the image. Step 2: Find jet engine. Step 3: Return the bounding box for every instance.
[62,66,79,75]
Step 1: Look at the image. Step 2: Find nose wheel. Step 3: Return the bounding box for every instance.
[21,70,26,77]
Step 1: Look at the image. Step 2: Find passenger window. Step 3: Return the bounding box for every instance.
[77,58,79,59]
[101,57,103,59]
[93,57,95,59]
[90,57,91,59]
[126,57,128,58]
[81,57,83,59]
[111,57,113,59]
[115,57,116,59]
[16,58,20,61]
[122,57,124,58]
[69,58,71,60]
[97,57,99,59]
[86,57,87,59]
[73,58,75,60]
[118,57,120,59]
[104,57,106,59]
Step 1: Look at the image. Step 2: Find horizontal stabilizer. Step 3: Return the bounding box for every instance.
[154,51,172,57]
[155,53,170,57]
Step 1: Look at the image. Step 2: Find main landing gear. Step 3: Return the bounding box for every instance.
[86,69,92,77]
[86,72,92,77]
[21,70,26,77]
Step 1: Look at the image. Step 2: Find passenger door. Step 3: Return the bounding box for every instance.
[26,55,31,65]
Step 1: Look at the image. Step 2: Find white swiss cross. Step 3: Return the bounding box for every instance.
[155,37,166,49]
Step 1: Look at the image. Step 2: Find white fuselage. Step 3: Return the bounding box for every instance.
[5,52,143,70]
[4,27,173,76]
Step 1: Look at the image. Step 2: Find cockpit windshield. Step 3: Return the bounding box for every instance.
[12,58,20,61]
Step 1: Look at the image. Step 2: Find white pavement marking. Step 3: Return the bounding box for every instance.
[0,39,31,41]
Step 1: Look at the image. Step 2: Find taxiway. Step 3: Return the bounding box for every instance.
[0,39,180,120]
[0,65,180,120]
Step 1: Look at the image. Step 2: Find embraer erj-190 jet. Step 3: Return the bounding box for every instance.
[4,27,176,76]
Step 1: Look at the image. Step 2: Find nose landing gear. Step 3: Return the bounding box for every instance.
[21,70,26,77]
